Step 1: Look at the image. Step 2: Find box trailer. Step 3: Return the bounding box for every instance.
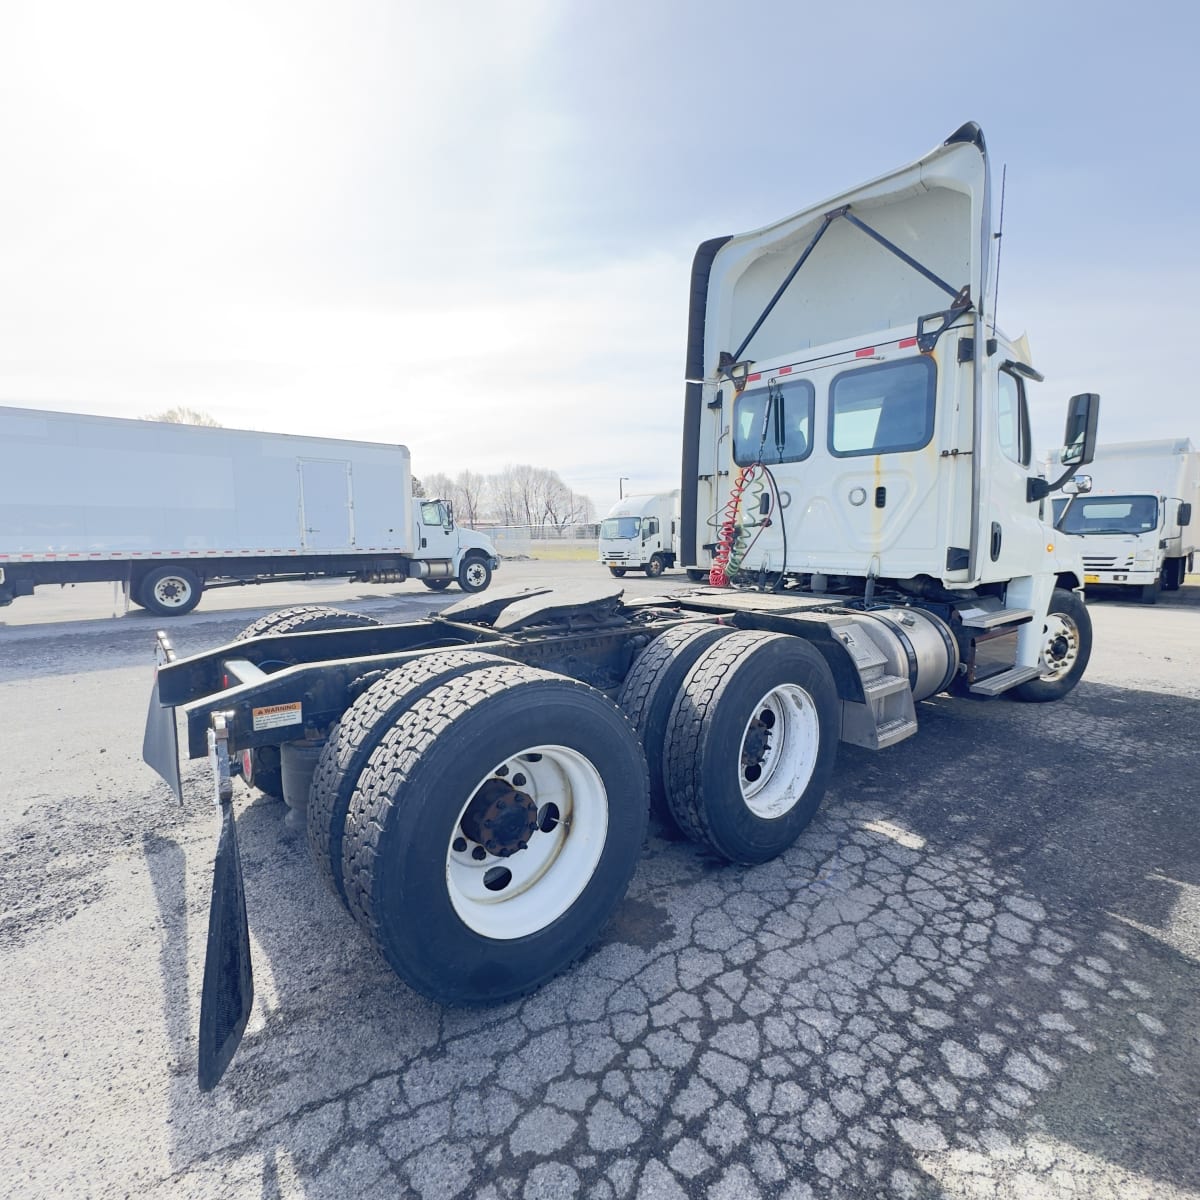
[1050,438,1197,603]
[0,406,499,614]
[142,121,1100,1090]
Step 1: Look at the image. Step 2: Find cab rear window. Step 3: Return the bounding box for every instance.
[829,358,935,457]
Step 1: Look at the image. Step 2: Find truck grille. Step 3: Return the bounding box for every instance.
[1082,555,1130,569]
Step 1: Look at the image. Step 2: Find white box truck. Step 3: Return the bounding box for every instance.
[0,405,499,615]
[1051,438,1198,603]
[143,121,1103,1091]
[599,491,699,579]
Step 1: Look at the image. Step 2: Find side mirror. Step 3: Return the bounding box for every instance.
[1029,394,1101,502]
[1063,474,1092,495]
[1180,501,1193,528]
[1061,393,1100,467]
[444,502,455,528]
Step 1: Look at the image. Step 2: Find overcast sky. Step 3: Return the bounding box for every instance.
[1,0,1197,516]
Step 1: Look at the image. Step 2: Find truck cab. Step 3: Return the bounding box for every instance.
[680,121,1096,694]
[413,498,500,593]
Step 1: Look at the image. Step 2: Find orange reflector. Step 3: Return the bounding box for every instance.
[855,347,875,357]
[1046,544,1054,552]
[899,337,917,349]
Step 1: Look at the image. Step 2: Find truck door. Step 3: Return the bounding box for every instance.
[298,459,353,549]
[979,367,1040,581]
[417,500,456,560]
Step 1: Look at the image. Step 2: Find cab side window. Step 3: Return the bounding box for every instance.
[420,501,445,525]
[997,371,1032,466]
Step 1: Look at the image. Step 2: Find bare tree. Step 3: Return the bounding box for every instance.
[454,469,486,526]
[145,406,221,426]
[422,472,455,503]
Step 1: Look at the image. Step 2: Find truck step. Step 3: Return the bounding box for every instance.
[958,606,1035,630]
[969,665,1040,697]
[862,673,910,699]
[873,715,919,748]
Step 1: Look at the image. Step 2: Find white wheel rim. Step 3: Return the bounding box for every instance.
[1040,613,1080,681]
[465,562,487,587]
[738,684,819,819]
[152,575,193,608]
[446,744,608,939]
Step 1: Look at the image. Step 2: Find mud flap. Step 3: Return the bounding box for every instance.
[198,714,254,1092]
[142,672,182,802]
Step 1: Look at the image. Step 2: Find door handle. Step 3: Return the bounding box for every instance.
[990,522,1002,562]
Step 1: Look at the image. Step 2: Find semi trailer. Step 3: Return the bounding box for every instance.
[0,406,499,615]
[1050,439,1197,603]
[143,120,1099,1090]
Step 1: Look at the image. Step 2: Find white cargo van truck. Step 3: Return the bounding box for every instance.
[599,491,693,578]
[0,405,499,614]
[1051,439,1198,603]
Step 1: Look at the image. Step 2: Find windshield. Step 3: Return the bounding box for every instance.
[601,517,641,540]
[1057,494,1159,535]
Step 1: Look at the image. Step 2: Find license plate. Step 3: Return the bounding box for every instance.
[1084,574,1100,584]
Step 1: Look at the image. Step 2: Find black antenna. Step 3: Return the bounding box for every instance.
[991,164,1007,335]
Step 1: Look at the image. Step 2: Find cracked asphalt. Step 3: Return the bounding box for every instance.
[2,565,1198,1199]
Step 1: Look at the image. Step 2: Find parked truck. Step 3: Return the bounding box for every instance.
[0,406,499,614]
[1050,439,1197,603]
[599,491,699,579]
[143,121,1100,1090]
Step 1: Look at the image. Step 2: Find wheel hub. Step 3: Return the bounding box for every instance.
[460,778,538,858]
[742,709,776,780]
[1049,634,1070,661]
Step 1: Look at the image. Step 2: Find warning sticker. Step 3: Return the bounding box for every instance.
[252,702,303,731]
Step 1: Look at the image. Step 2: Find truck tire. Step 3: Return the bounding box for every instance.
[609,567,627,578]
[235,606,382,799]
[1138,579,1160,605]
[138,566,203,617]
[423,578,452,591]
[1011,588,1093,702]
[235,604,381,642]
[307,650,507,907]
[617,622,734,831]
[458,554,492,593]
[341,664,649,1005]
[1162,558,1184,592]
[686,569,708,583]
[645,555,666,579]
[664,631,839,864]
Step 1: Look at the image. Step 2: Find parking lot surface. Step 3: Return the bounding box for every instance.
[2,565,1198,1199]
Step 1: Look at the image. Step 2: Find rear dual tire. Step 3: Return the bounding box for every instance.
[341,664,649,1005]
[235,606,382,799]
[664,632,840,863]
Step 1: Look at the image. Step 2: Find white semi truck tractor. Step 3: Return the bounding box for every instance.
[1051,439,1197,603]
[142,121,1100,1091]
[599,491,697,578]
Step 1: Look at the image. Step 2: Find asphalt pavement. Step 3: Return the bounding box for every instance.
[1,564,1197,1199]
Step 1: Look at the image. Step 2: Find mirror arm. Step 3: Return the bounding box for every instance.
[1027,464,1084,503]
